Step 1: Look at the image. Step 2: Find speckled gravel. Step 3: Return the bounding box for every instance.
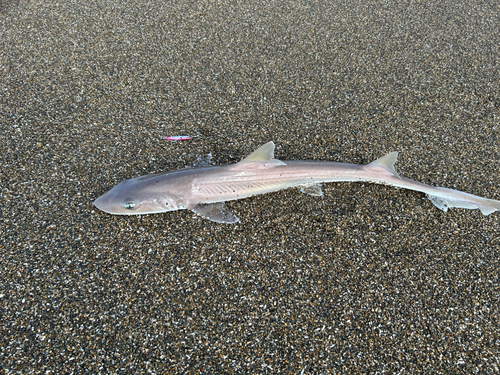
[1,0,499,373]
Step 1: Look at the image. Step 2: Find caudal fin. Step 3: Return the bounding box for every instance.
[478,198,500,215]
[428,193,500,216]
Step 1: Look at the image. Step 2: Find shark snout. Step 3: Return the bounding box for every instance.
[93,193,114,213]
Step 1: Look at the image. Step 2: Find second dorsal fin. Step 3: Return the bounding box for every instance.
[368,151,401,179]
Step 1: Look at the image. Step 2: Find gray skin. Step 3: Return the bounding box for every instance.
[94,142,500,223]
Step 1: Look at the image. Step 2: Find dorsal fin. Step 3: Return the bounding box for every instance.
[236,141,286,167]
[368,151,401,179]
[240,141,277,162]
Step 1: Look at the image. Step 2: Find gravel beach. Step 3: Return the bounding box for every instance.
[1,0,499,373]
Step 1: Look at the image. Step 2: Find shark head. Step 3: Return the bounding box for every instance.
[93,174,185,215]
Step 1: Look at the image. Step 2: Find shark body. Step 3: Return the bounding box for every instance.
[93,142,500,223]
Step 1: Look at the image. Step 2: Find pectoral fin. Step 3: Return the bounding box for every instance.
[189,202,239,223]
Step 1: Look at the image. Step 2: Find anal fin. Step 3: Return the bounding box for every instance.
[189,202,239,224]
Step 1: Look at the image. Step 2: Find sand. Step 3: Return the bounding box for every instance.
[1,0,499,373]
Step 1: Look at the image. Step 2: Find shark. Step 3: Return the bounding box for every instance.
[93,141,500,223]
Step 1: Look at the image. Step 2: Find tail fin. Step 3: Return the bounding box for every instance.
[428,193,500,216]
[367,151,500,216]
[478,198,500,215]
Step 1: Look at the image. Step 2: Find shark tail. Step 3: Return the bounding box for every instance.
[428,192,500,216]
[369,151,500,216]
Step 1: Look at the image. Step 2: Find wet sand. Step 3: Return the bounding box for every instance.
[1,1,499,373]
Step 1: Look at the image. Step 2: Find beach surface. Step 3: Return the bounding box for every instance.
[1,0,499,373]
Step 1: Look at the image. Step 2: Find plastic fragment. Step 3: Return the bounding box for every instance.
[165,135,192,141]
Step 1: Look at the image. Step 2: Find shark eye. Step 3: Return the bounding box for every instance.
[123,202,136,209]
